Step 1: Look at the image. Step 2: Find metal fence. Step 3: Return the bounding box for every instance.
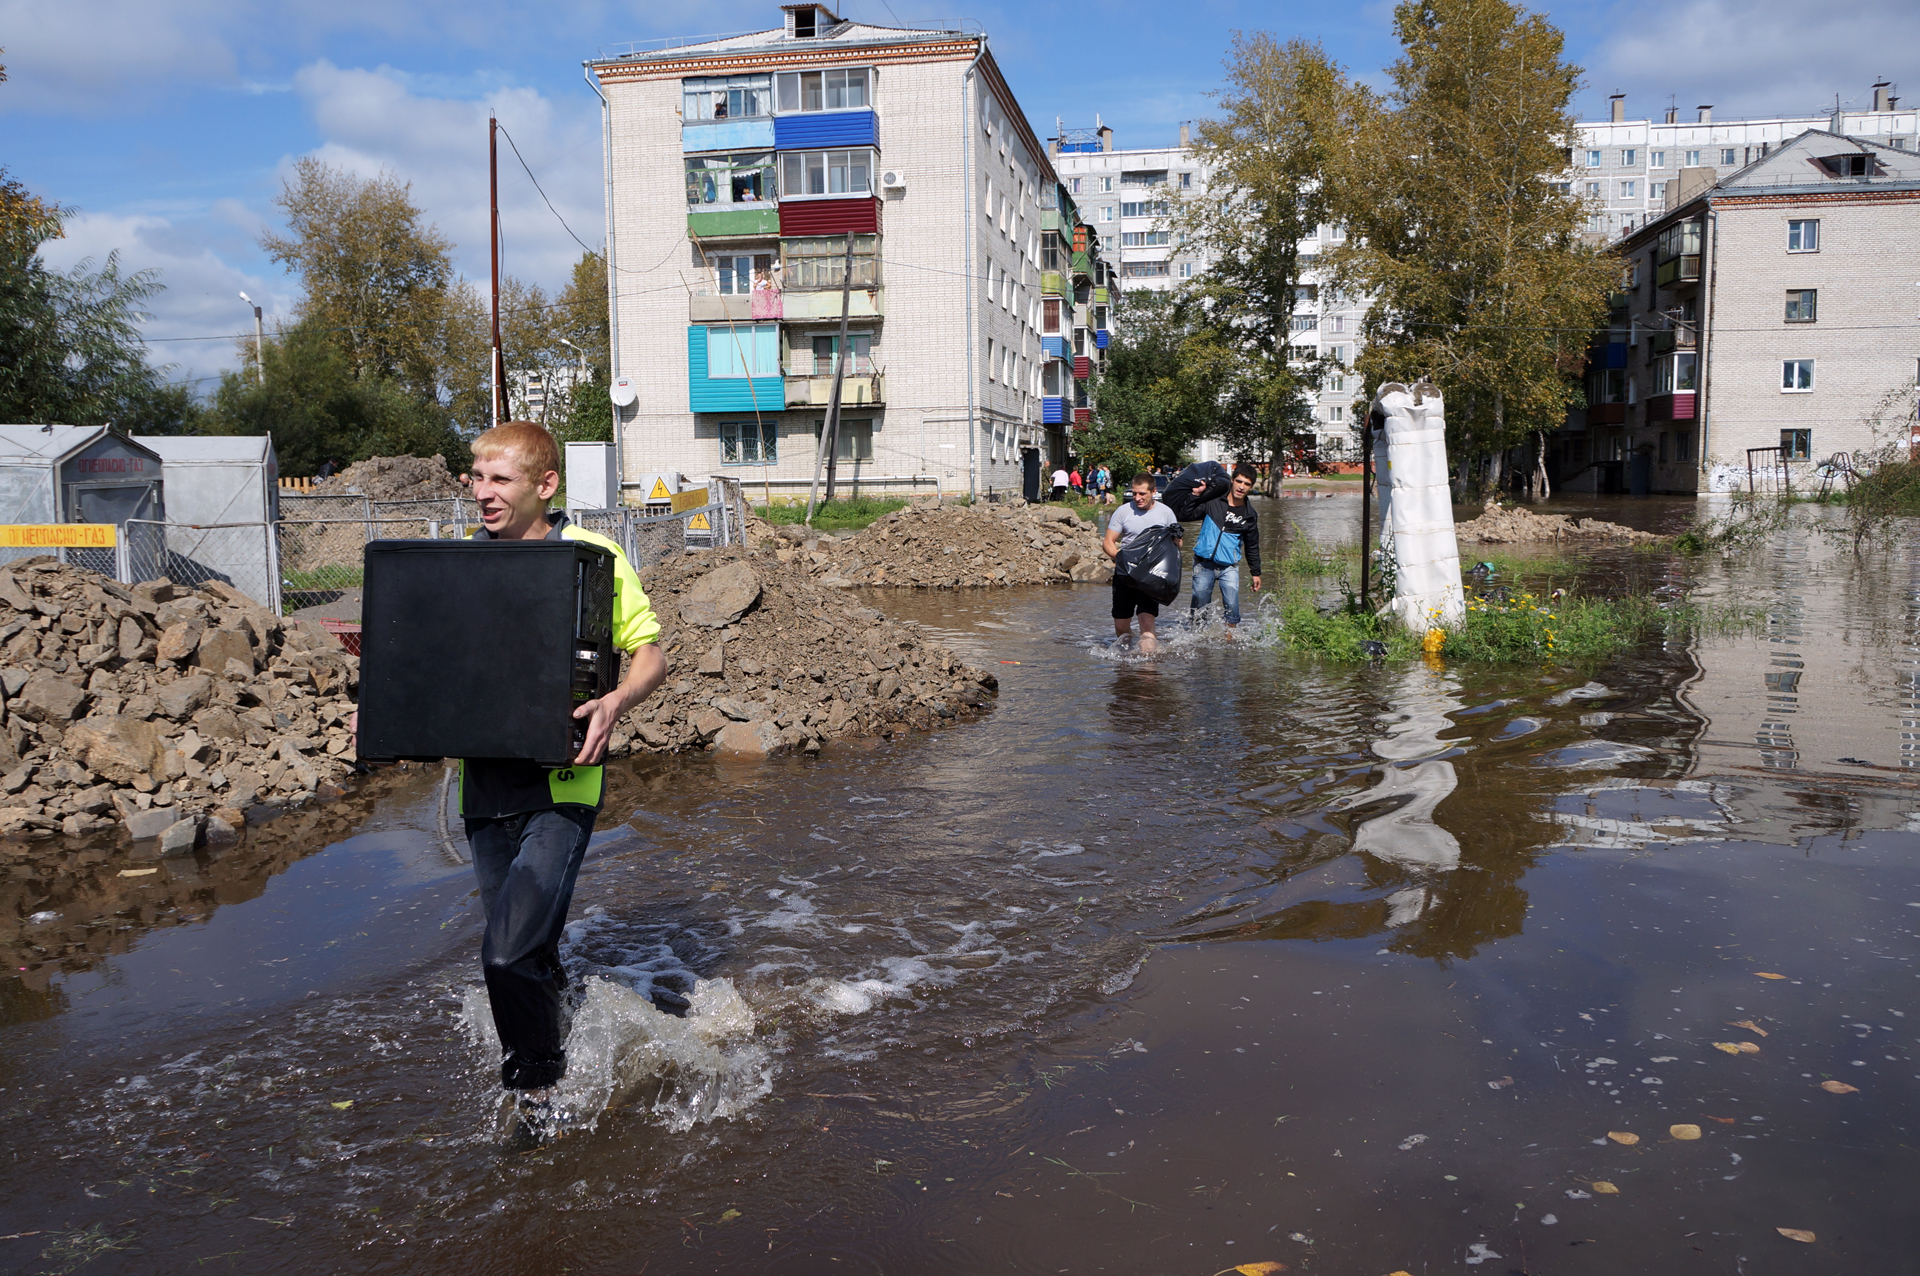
[1745,446,1792,496]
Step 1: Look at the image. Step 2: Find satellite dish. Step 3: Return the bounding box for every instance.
[609,376,638,407]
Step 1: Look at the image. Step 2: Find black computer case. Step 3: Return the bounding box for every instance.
[356,539,618,767]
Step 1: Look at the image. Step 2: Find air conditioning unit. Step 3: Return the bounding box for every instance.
[880,168,908,191]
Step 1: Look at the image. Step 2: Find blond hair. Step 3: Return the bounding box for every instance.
[471,421,560,482]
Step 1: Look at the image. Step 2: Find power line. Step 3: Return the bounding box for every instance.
[495,121,601,260]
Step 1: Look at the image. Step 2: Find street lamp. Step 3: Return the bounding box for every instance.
[238,292,265,387]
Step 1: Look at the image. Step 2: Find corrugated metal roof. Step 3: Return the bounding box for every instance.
[132,435,273,464]
[0,424,104,464]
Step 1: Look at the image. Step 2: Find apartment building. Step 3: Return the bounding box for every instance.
[1573,82,1914,242]
[1049,126,1364,460]
[1556,130,1920,494]
[586,4,1111,501]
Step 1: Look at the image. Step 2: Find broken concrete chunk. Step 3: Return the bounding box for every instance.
[158,816,201,856]
[679,560,762,629]
[123,806,178,840]
[15,671,88,722]
[155,673,214,720]
[155,615,205,663]
[195,626,254,674]
[66,714,166,786]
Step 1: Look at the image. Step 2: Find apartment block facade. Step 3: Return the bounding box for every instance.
[587,5,1112,501]
[1556,131,1920,494]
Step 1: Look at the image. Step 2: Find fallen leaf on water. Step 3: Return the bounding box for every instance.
[331,1100,353,1110]
[716,1209,741,1223]
[1207,1264,1285,1276]
[1606,1131,1640,1145]
[1386,1271,1415,1276]
[1820,1081,1859,1094]
[1670,1124,1702,1141]
[1487,1076,1513,1090]
[1754,972,1787,980]
[1728,1019,1769,1036]
[1713,1041,1761,1055]
[1704,1115,1737,1124]
[1776,1228,1816,1243]
[1591,1181,1619,1195]
[118,868,158,877]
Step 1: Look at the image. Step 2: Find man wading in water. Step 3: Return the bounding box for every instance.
[457,424,666,1112]
[1102,472,1179,654]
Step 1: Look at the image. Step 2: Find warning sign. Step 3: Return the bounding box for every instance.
[648,478,671,500]
[687,512,711,531]
[0,524,116,548]
[669,489,709,514]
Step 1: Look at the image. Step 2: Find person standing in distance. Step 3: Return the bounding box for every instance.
[1102,473,1179,654]
[1050,463,1070,502]
[463,422,666,1102]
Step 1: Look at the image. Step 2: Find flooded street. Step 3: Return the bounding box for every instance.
[3,496,1916,1275]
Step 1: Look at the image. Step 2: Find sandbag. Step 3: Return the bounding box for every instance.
[1115,525,1182,603]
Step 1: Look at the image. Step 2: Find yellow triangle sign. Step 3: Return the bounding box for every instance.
[648,478,671,500]
[687,512,711,530]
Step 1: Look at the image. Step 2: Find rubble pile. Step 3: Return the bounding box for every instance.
[311,454,467,501]
[1456,504,1662,545]
[0,560,358,848]
[611,547,999,758]
[798,500,1111,588]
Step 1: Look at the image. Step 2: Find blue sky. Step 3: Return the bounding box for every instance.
[3,0,1913,390]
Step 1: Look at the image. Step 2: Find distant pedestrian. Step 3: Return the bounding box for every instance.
[316,457,338,480]
[1069,467,1085,497]
[1051,465,1069,501]
[1102,473,1179,655]
[1095,464,1112,505]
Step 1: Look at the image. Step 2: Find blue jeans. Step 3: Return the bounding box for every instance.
[1191,558,1242,626]
[466,806,597,1089]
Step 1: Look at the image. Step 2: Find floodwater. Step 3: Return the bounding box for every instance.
[3,496,1916,1276]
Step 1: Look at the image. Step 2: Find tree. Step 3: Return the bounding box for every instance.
[1085,292,1221,471]
[1323,0,1616,495]
[1175,34,1351,488]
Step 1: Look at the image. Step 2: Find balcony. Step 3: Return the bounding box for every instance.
[1646,391,1696,422]
[681,119,776,154]
[772,109,878,150]
[687,206,781,239]
[1607,289,1632,310]
[784,372,885,408]
[1586,403,1625,425]
[1073,355,1091,380]
[780,289,883,320]
[1042,335,1069,360]
[1041,270,1069,297]
[1094,328,1109,350]
[1042,397,1067,424]
[1655,254,1701,287]
[1648,323,1696,355]
[1073,408,1092,426]
[689,291,790,322]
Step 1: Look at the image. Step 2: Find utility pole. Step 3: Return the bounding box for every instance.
[489,114,506,427]
[805,234,856,521]
[239,293,265,386]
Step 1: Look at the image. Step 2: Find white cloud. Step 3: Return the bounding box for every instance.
[0,0,242,110]
[1588,0,1920,120]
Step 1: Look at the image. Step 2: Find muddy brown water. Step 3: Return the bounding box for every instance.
[3,496,1916,1275]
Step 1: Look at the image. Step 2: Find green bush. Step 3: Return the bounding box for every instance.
[754,496,909,530]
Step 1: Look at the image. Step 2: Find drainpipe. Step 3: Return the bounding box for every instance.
[962,35,989,503]
[1697,200,1719,491]
[583,61,624,501]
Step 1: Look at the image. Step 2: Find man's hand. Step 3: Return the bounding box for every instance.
[1251,575,1263,592]
[572,644,666,765]
[1191,480,1207,495]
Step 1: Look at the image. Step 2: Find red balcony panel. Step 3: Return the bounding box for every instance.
[778,197,881,237]
[1645,391,1695,422]
[1073,356,1091,380]
[1074,408,1092,425]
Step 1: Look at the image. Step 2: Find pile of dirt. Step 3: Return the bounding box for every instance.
[798,501,1110,588]
[1456,505,1662,544]
[610,546,998,758]
[0,560,358,849]
[312,454,467,501]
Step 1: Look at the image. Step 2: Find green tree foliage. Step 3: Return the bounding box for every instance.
[1323,0,1616,490]
[1084,292,1221,471]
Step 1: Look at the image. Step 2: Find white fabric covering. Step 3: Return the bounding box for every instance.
[1371,384,1465,631]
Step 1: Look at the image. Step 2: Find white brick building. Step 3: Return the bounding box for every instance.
[1558,130,1920,494]
[586,5,1111,503]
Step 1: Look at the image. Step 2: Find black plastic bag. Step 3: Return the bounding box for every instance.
[1115,525,1182,603]
[1160,460,1230,521]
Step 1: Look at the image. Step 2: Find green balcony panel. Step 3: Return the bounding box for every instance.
[686,207,781,238]
[1042,271,1067,297]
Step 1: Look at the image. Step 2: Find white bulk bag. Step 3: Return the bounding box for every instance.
[1370,383,1465,630]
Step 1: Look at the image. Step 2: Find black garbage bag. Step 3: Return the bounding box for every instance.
[1161,460,1231,520]
[1115,524,1182,603]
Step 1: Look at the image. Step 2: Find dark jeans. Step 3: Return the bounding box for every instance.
[466,806,597,1090]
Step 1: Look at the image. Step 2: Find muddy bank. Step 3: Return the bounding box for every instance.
[1457,503,1663,544]
[790,499,1111,587]
[612,545,998,759]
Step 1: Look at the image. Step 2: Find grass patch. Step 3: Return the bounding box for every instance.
[282,566,363,591]
[754,496,910,530]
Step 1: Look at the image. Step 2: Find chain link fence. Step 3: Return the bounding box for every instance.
[119,520,282,612]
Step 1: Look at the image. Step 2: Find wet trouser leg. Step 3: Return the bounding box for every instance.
[1190,560,1241,625]
[466,807,597,1090]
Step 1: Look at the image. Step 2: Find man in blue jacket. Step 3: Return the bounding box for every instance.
[1171,461,1263,634]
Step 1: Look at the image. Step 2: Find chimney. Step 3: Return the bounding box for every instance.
[1665,105,1678,124]
[1609,94,1626,123]
[1097,124,1113,153]
[1872,80,1893,112]
[1697,104,1713,123]
[1178,122,1190,148]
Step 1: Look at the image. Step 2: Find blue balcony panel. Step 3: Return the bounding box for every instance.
[774,110,879,150]
[1042,336,1069,360]
[683,119,777,154]
[1041,397,1067,424]
[687,325,784,413]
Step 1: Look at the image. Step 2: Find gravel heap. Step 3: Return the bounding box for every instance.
[0,560,358,849]
[1456,504,1662,544]
[611,546,998,757]
[311,454,467,501]
[799,500,1110,588]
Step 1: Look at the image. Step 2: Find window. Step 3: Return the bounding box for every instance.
[782,235,879,290]
[1120,200,1169,218]
[985,338,996,381]
[1178,261,1194,278]
[1329,374,1346,393]
[1586,149,1603,167]
[1329,345,1350,365]
[774,68,869,112]
[1552,181,1572,195]
[780,148,873,197]
[1619,180,1637,198]
[1622,149,1637,166]
[1781,359,1815,391]
[1121,261,1169,277]
[683,74,773,121]
[1784,289,1817,322]
[686,153,776,206]
[814,418,873,462]
[719,421,777,465]
[1684,149,1700,166]
[1042,362,1062,395]
[1786,219,1818,252]
[1073,327,1086,356]
[811,333,873,375]
[1100,205,1115,222]
[705,324,779,378]
[1099,176,1113,192]
[1180,172,1193,188]
[1649,150,1666,169]
[1041,232,1065,272]
[1654,353,1697,394]
[1120,231,1171,247]
[1325,315,1346,333]
[1070,177,1081,194]
[1586,181,1602,198]
[1042,297,1061,333]
[1677,429,1694,462]
[715,253,773,295]
[1780,428,1811,460]
[1650,181,1667,201]
[1720,148,1736,165]
[1093,305,1108,329]
[1120,170,1168,187]
[1326,405,1345,423]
